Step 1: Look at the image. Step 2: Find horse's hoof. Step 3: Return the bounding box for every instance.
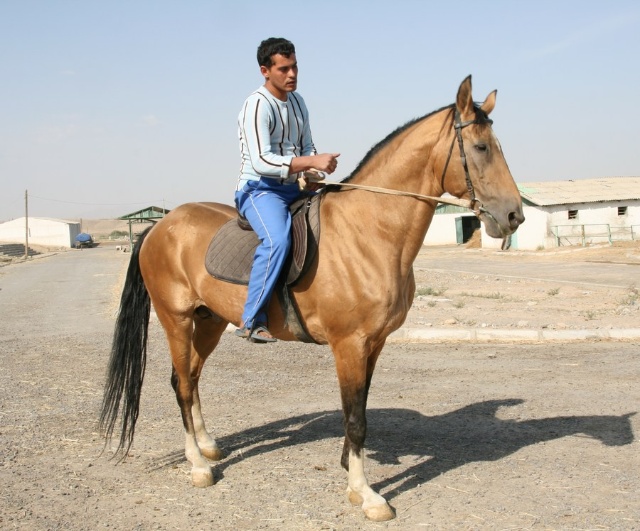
[346,487,363,506]
[191,467,214,488]
[201,446,224,461]
[363,502,396,522]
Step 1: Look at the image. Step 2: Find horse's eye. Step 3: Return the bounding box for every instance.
[475,143,488,152]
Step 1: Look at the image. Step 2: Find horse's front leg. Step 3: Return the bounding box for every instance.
[334,343,395,521]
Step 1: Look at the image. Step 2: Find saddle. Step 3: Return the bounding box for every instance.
[204,194,322,342]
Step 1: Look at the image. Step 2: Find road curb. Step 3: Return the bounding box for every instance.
[220,322,640,342]
[388,327,640,342]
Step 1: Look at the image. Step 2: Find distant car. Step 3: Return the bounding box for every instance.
[75,233,94,249]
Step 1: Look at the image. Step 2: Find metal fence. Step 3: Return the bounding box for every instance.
[552,224,640,246]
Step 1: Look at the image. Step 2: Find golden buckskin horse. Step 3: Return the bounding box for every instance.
[100,76,524,521]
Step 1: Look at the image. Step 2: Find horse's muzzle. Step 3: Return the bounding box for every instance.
[479,204,524,238]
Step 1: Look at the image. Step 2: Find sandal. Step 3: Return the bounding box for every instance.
[249,324,277,343]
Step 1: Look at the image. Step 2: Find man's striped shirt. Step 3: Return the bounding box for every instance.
[237,86,317,191]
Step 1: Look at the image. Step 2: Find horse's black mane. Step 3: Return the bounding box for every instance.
[336,102,489,185]
[337,104,454,184]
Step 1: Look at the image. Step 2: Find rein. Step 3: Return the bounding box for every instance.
[316,180,473,209]
[313,108,494,214]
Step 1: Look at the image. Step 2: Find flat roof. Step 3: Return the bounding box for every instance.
[118,206,170,220]
[518,177,640,206]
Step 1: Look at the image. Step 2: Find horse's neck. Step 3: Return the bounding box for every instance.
[355,113,447,200]
[330,114,447,268]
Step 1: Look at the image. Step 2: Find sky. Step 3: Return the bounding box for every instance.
[1,0,639,221]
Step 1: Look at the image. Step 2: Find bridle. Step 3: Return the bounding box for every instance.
[439,108,492,215]
[314,107,496,216]
[311,108,511,247]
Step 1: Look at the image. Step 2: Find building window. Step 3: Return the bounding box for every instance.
[618,206,628,216]
[568,210,578,220]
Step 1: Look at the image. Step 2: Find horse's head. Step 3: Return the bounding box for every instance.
[438,76,524,239]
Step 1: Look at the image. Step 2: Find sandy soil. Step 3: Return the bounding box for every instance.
[408,241,640,331]
[0,245,638,530]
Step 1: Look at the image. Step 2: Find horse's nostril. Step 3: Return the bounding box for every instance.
[508,211,525,229]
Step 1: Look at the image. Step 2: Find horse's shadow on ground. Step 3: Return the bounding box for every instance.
[154,399,635,501]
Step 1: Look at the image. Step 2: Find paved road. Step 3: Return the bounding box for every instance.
[0,248,127,341]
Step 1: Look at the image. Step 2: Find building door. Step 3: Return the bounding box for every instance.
[455,216,481,244]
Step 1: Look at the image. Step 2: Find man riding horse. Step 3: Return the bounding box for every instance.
[234,37,340,343]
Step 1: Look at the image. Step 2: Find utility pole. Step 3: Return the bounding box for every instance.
[24,189,29,260]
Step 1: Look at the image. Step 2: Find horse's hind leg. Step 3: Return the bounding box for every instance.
[189,313,226,461]
[163,310,226,488]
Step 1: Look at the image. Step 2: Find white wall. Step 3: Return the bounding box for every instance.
[426,207,546,250]
[424,212,459,245]
[487,205,554,250]
[425,201,640,251]
[547,202,640,246]
[0,217,80,248]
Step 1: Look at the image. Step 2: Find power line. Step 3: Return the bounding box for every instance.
[28,194,170,207]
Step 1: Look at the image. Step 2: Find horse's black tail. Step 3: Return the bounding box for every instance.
[99,226,153,458]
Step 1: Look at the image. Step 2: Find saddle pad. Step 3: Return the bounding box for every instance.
[205,220,259,284]
[205,194,321,286]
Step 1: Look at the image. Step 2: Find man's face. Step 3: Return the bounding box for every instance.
[261,53,298,97]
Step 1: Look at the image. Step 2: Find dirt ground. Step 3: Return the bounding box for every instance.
[0,243,638,530]
[408,241,640,332]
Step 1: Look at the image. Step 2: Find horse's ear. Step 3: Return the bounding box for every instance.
[481,90,497,115]
[456,75,473,118]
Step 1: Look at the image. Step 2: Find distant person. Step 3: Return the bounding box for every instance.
[234,37,340,343]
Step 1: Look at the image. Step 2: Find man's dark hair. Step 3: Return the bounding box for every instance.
[257,37,296,67]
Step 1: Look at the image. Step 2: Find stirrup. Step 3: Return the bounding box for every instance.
[235,326,251,339]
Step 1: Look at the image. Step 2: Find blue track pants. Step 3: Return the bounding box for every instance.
[235,178,302,329]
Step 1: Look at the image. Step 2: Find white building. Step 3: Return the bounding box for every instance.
[425,177,640,250]
[0,217,81,248]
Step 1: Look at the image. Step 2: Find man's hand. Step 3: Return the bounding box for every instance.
[312,153,340,174]
[289,153,340,175]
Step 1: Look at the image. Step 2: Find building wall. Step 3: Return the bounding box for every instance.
[426,200,640,250]
[0,217,81,248]
[482,205,551,250]
[424,211,460,245]
[546,201,640,246]
[426,205,543,250]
